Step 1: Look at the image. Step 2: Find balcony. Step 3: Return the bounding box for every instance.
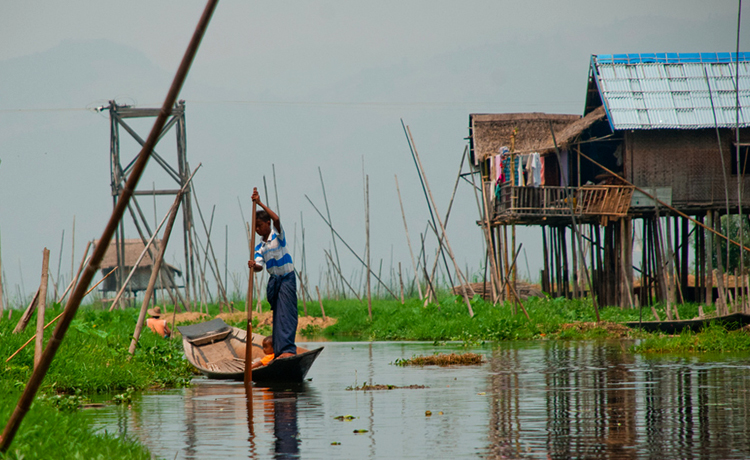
[493,184,635,224]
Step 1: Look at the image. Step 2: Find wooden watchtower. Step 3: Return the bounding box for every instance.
[104,100,196,307]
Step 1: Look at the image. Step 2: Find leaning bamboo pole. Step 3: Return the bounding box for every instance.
[0,1,217,450]
[394,175,424,300]
[405,126,473,316]
[305,195,398,300]
[34,249,50,369]
[57,241,92,305]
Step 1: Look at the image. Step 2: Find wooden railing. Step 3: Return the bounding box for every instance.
[494,184,635,219]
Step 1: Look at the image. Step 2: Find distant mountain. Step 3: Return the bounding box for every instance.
[0,39,171,110]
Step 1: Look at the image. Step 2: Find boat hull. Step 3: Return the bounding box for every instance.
[178,319,323,382]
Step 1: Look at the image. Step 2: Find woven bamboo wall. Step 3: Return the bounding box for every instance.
[627,129,750,208]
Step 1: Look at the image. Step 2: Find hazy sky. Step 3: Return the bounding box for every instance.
[0,1,747,306]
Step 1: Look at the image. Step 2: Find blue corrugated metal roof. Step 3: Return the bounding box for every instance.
[590,53,750,130]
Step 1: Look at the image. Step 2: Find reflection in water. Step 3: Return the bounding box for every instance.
[486,341,750,459]
[89,342,750,459]
[262,385,300,459]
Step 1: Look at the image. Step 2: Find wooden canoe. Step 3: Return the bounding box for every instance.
[177,318,323,382]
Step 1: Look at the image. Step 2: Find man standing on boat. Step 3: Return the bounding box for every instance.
[248,187,297,359]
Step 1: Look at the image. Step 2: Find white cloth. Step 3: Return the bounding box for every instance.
[517,155,525,186]
[528,152,542,187]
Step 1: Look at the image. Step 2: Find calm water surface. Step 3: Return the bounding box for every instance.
[88,340,750,459]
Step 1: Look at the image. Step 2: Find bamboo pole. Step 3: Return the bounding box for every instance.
[548,122,598,319]
[13,289,40,334]
[34,249,50,369]
[7,268,116,363]
[395,175,424,300]
[315,286,327,321]
[401,120,454,289]
[0,1,217,449]
[129,168,199,355]
[426,147,473,299]
[244,201,257,387]
[405,125,474,316]
[399,262,405,304]
[305,195,398,300]
[319,167,344,298]
[57,241,92,305]
[324,250,361,302]
[365,175,372,320]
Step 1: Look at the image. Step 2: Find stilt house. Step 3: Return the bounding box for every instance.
[470,52,750,309]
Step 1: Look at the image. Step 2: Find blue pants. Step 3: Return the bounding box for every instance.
[267,272,298,356]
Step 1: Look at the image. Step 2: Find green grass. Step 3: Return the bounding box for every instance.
[309,293,750,354]
[633,323,750,354]
[0,389,151,460]
[0,305,199,459]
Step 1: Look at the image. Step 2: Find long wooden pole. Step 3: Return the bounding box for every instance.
[0,1,217,450]
[34,249,50,369]
[304,195,398,300]
[244,202,257,387]
[394,175,423,300]
[57,241,92,305]
[365,175,372,320]
[405,126,474,316]
[548,122,599,320]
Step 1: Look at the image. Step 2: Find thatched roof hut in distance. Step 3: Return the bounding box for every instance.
[97,239,182,293]
[469,112,580,164]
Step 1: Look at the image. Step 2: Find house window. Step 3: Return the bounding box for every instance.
[731,144,750,176]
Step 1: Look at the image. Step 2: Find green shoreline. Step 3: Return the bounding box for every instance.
[2,296,748,458]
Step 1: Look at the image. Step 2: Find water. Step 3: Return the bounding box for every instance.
[88,340,750,459]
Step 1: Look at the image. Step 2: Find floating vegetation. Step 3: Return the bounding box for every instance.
[394,352,484,366]
[346,383,428,391]
[353,429,369,434]
[331,442,341,445]
[334,415,356,421]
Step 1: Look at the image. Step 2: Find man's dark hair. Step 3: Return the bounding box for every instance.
[256,209,270,222]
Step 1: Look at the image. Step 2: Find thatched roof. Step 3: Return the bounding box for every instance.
[540,106,607,152]
[98,239,165,269]
[470,112,580,161]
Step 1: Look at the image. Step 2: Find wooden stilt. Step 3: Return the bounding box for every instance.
[34,249,51,369]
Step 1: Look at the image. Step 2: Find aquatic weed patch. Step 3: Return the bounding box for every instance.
[394,352,484,366]
[346,383,428,390]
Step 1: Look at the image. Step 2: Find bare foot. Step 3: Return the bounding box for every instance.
[277,352,295,359]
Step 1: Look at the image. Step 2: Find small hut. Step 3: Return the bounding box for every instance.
[98,239,182,296]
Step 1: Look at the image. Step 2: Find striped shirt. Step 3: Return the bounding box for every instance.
[254,223,294,276]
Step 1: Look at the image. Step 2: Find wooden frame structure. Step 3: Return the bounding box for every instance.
[105,100,196,308]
